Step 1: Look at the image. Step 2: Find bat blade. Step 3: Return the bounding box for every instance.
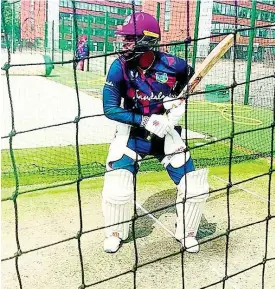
[182,33,238,95]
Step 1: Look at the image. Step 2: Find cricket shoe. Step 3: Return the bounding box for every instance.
[104,234,121,253]
[181,236,200,253]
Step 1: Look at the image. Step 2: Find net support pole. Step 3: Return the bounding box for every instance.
[71,15,75,53]
[244,0,257,105]
[61,17,65,66]
[156,2,160,22]
[44,21,48,54]
[52,20,55,63]
[104,12,109,76]
[11,1,15,53]
[87,14,92,71]
[192,0,201,70]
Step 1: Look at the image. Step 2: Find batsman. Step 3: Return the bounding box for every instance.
[101,12,209,253]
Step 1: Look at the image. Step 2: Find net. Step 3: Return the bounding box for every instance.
[1,0,274,288]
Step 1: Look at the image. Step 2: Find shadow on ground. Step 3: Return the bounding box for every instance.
[126,188,217,243]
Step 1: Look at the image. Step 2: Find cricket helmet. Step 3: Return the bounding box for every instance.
[115,12,160,60]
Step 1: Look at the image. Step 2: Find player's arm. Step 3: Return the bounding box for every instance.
[103,60,170,138]
[103,60,142,126]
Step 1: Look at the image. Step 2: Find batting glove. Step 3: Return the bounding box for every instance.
[141,114,171,138]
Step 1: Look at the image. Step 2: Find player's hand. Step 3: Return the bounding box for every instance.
[167,102,186,127]
[142,114,171,138]
[162,96,182,111]
[162,95,185,127]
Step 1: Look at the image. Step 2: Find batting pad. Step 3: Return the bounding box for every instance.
[102,169,134,204]
[102,199,131,240]
[175,198,207,240]
[175,169,209,240]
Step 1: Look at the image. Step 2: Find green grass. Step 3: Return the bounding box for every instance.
[1,157,272,202]
[47,65,105,96]
[1,144,109,189]
[1,135,270,193]
[185,101,273,155]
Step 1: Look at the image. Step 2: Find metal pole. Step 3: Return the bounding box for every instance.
[61,17,64,66]
[192,0,201,70]
[71,15,73,53]
[156,2,160,22]
[44,22,48,54]
[87,14,91,71]
[104,12,109,76]
[244,0,257,105]
[44,0,48,54]
[51,20,54,63]
[11,2,15,53]
[155,2,161,52]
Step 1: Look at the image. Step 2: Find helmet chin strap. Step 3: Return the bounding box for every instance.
[137,51,155,71]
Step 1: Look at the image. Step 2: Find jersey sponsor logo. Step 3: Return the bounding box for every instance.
[135,90,168,101]
[155,72,168,84]
[153,120,160,126]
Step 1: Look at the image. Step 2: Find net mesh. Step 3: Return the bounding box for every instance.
[1,0,275,288]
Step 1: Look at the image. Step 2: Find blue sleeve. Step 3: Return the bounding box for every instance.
[103,60,142,126]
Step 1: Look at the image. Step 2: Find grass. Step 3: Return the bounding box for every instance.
[47,65,105,96]
[1,134,273,197]
[0,140,239,189]
[184,101,273,155]
[1,143,109,189]
[1,156,272,202]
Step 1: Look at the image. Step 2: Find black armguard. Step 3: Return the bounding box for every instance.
[172,65,195,96]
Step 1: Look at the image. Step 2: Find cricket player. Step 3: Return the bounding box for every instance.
[76,35,89,71]
[102,12,209,253]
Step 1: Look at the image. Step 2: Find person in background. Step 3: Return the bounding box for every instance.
[76,35,89,71]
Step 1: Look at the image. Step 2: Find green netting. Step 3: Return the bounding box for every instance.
[1,0,275,288]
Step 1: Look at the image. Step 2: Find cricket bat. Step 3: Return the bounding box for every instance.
[179,33,239,98]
